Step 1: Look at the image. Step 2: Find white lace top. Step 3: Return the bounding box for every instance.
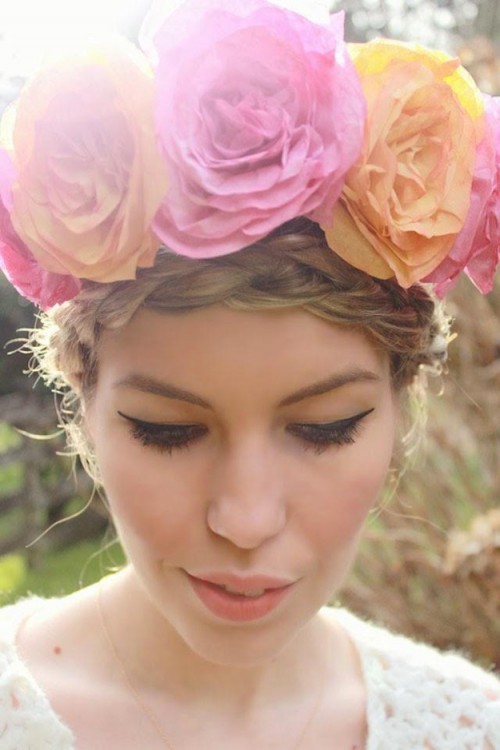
[0,597,499,749]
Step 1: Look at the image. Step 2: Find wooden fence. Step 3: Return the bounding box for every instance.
[0,392,107,569]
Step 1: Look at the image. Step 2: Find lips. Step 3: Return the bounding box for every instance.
[185,571,296,622]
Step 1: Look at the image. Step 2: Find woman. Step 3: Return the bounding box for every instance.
[0,1,499,747]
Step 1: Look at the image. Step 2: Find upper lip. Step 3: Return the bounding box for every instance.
[185,571,296,591]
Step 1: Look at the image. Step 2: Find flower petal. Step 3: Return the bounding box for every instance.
[322,39,485,287]
[2,35,168,282]
[147,0,365,257]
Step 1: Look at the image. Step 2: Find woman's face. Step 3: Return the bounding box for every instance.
[86,305,398,664]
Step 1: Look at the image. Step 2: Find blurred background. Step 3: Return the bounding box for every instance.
[0,0,499,670]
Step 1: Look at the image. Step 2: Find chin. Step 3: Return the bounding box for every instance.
[169,608,316,668]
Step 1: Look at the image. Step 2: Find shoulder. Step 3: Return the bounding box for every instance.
[329,607,500,750]
[0,596,45,688]
[0,597,74,750]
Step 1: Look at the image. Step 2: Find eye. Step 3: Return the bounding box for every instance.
[287,408,375,455]
[118,412,208,455]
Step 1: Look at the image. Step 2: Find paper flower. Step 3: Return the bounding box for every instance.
[425,95,500,296]
[0,148,80,309]
[145,0,365,257]
[322,40,486,288]
[2,36,168,283]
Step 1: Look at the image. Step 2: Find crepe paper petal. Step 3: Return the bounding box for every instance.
[0,148,80,308]
[425,95,500,296]
[322,39,485,287]
[147,0,365,257]
[3,35,168,282]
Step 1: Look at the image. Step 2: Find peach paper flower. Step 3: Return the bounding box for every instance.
[425,95,500,296]
[0,148,80,309]
[145,0,365,257]
[1,36,168,282]
[322,40,486,288]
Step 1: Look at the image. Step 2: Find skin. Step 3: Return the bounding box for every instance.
[18,304,400,748]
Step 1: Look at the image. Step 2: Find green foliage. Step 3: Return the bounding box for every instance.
[0,554,26,595]
[0,462,23,496]
[1,538,126,605]
[0,422,22,452]
[0,424,24,498]
[0,277,38,396]
[0,506,29,543]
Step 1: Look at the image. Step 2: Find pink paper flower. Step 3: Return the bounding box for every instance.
[3,36,168,283]
[145,0,365,257]
[425,95,500,296]
[0,148,80,309]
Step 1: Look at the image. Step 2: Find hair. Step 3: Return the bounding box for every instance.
[27,219,449,482]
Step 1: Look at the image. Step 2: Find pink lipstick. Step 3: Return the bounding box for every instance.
[185,571,295,622]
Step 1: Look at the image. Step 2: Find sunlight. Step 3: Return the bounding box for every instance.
[0,0,149,76]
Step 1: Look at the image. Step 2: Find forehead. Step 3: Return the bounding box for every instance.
[96,305,389,393]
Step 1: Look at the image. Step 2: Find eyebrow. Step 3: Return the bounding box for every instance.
[114,374,212,409]
[114,367,381,410]
[278,368,381,407]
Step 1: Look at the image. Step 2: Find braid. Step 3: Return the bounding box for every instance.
[25,220,450,480]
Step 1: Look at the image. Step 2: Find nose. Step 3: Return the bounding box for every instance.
[206,439,287,550]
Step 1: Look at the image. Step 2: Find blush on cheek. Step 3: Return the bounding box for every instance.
[101,461,196,558]
[348,449,391,515]
[305,494,369,554]
[305,444,392,551]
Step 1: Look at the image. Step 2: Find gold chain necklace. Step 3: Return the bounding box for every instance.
[97,577,330,749]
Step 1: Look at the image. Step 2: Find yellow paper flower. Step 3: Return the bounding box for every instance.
[2,36,168,282]
[322,39,485,287]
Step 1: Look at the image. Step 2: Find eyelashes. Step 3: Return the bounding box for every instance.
[118,412,207,455]
[287,408,375,455]
[117,408,375,457]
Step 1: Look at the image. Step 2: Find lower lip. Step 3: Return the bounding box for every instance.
[186,574,294,622]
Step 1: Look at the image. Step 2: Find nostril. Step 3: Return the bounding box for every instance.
[206,495,287,549]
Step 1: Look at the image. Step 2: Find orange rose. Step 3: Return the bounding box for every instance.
[322,40,485,287]
[1,36,168,282]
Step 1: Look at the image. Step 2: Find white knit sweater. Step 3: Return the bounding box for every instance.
[0,597,499,749]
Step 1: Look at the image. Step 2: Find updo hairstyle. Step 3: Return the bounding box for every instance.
[28,219,449,480]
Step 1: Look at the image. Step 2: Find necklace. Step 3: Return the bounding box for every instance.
[97,577,330,749]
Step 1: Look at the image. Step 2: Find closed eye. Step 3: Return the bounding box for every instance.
[118,407,375,457]
[287,408,375,455]
[118,412,207,455]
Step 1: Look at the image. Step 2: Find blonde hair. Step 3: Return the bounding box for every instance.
[28,219,449,481]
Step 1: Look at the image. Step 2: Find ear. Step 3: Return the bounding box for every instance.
[65,368,83,394]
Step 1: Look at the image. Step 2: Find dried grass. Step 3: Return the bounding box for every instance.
[339,276,500,670]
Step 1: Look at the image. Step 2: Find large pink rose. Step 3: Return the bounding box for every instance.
[145,0,365,257]
[425,95,500,296]
[2,36,168,282]
[0,148,79,309]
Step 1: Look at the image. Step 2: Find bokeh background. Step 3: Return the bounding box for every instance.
[0,0,499,670]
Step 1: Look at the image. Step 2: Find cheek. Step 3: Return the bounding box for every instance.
[297,428,394,554]
[96,439,202,557]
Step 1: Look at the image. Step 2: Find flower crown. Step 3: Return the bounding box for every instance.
[0,0,498,310]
